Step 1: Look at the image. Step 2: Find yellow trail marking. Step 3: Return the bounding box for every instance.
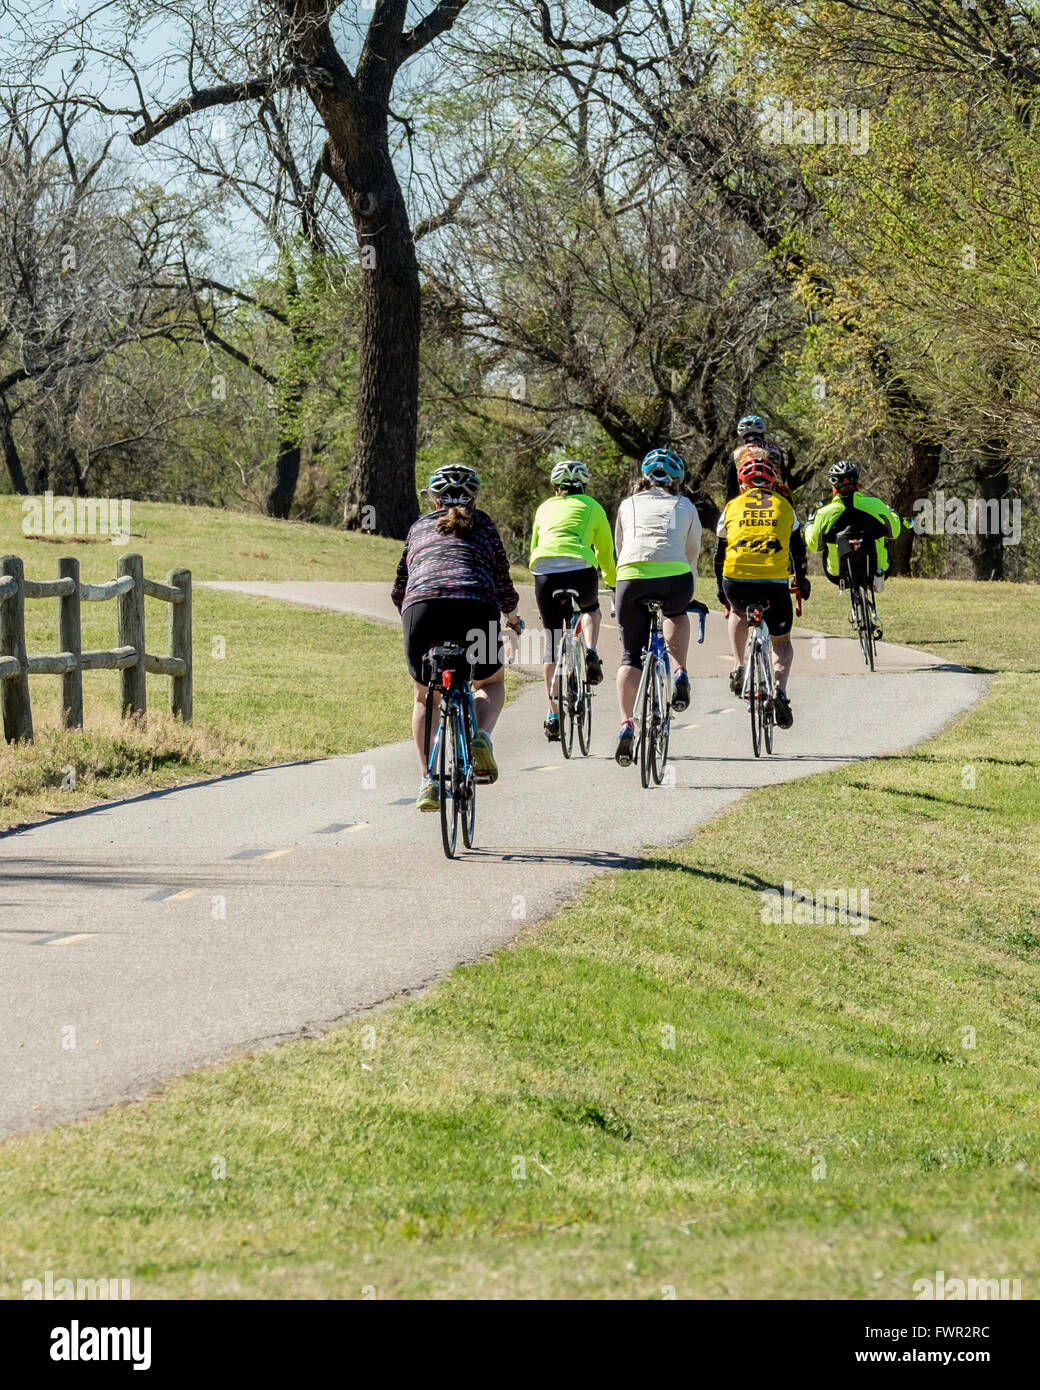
[47,933,96,947]
[345,822,370,833]
[259,848,293,861]
[163,888,201,902]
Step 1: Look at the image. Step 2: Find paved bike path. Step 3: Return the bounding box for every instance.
[0,582,984,1138]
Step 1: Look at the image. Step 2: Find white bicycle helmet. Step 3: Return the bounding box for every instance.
[427,465,481,506]
[550,459,590,488]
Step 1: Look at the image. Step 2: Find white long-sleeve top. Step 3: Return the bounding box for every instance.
[614,488,702,576]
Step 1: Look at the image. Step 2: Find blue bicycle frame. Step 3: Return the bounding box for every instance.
[426,672,477,790]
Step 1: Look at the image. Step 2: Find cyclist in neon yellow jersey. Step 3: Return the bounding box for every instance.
[529,460,617,741]
[612,448,702,766]
[804,460,902,593]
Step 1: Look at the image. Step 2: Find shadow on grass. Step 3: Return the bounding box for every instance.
[845,780,995,812]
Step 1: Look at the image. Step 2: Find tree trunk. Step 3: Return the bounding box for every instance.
[342,182,421,538]
[266,436,302,519]
[0,395,27,494]
[888,438,942,575]
[970,442,1010,581]
[316,95,420,540]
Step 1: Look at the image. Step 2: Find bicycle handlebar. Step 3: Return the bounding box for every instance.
[687,599,708,644]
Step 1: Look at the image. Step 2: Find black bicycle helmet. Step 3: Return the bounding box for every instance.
[828,459,859,490]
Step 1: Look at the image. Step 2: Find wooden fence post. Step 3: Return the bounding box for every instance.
[0,555,33,742]
[168,567,192,720]
[58,556,83,729]
[117,552,146,718]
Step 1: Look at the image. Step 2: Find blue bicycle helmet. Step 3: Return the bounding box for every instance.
[737,414,767,439]
[640,448,686,484]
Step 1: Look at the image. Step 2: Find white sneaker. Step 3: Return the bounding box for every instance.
[874,573,886,593]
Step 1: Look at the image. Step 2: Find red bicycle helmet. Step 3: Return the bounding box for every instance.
[737,453,780,491]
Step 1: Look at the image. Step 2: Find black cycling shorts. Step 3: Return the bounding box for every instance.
[534,568,599,663]
[616,571,694,669]
[402,599,503,682]
[722,580,793,636]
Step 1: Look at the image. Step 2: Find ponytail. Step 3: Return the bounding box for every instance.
[435,504,477,536]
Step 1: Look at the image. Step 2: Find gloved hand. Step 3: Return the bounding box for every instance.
[717,587,728,609]
[796,576,811,600]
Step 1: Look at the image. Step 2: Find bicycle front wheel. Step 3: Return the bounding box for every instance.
[650,659,670,784]
[576,645,593,757]
[439,705,461,859]
[760,644,775,755]
[460,710,476,849]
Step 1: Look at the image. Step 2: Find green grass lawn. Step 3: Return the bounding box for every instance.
[0,499,404,829]
[1,574,1037,1299]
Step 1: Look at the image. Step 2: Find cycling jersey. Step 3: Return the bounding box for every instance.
[716,487,800,582]
[529,492,617,588]
[614,489,702,580]
[805,492,901,576]
[392,509,519,614]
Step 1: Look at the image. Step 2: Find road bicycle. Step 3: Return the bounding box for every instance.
[738,583,802,759]
[835,529,881,672]
[549,587,593,758]
[422,643,477,859]
[629,598,708,788]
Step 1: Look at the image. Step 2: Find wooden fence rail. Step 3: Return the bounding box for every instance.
[0,553,192,743]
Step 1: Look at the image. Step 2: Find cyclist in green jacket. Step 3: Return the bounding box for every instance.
[804,460,902,593]
[529,460,617,741]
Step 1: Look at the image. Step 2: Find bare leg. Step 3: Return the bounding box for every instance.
[663,612,690,669]
[542,660,558,714]
[581,610,602,649]
[771,634,793,693]
[542,624,563,712]
[473,668,505,731]
[412,679,438,773]
[728,609,748,667]
[617,663,641,722]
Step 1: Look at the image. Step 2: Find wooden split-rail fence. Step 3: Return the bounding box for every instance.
[0,553,192,744]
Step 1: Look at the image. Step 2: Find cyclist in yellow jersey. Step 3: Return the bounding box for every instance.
[714,452,810,728]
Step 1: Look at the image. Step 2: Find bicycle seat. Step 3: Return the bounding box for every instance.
[639,598,665,611]
[558,588,580,599]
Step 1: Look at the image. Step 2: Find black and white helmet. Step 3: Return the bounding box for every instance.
[550,459,589,488]
[828,459,859,489]
[426,465,481,506]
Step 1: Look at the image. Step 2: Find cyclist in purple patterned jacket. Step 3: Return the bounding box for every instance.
[392,465,522,811]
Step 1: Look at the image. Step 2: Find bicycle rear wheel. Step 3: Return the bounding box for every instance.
[650,660,670,784]
[559,641,576,759]
[576,645,593,757]
[438,705,461,859]
[639,661,657,788]
[853,586,875,670]
[749,642,762,758]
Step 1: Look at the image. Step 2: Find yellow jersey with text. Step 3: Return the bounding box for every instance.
[717,488,798,582]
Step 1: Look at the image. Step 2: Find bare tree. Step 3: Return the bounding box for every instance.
[0,85,205,494]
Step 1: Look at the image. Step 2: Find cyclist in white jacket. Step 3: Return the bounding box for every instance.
[612,448,702,765]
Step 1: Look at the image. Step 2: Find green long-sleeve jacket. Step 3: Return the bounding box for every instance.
[805,491,901,576]
[529,492,617,588]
